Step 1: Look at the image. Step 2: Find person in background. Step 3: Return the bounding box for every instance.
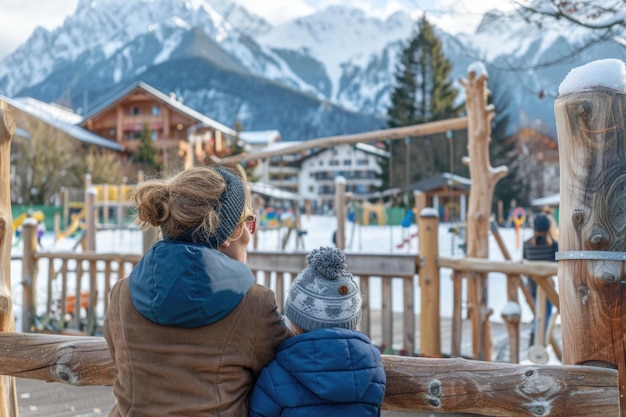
[523,212,558,346]
[104,165,291,417]
[36,220,46,249]
[249,246,386,417]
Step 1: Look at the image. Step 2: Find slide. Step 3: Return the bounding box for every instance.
[55,208,86,241]
[12,210,44,234]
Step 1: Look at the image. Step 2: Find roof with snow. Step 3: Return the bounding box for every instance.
[410,172,471,192]
[249,182,303,201]
[81,81,237,136]
[240,130,281,145]
[531,193,560,207]
[1,95,123,151]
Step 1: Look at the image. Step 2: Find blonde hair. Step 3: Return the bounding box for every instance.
[132,166,251,244]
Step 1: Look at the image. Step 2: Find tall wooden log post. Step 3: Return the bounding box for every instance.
[418,208,441,356]
[334,176,346,250]
[459,64,508,361]
[0,107,18,416]
[555,83,626,413]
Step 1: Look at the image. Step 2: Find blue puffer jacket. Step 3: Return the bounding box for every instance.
[249,328,386,417]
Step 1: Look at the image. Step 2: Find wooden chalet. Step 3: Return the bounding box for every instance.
[410,172,470,222]
[79,82,238,170]
[0,96,122,153]
[511,127,559,202]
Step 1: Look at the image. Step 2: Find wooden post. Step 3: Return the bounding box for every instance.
[117,177,127,227]
[62,187,69,231]
[418,208,441,356]
[102,184,109,226]
[21,221,37,333]
[414,190,427,217]
[459,63,508,361]
[491,220,521,363]
[143,228,158,254]
[334,176,346,250]
[0,107,18,417]
[555,76,626,412]
[85,187,96,251]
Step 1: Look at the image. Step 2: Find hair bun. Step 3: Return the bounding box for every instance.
[307,246,346,280]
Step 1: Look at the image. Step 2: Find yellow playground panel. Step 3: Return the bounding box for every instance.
[12,210,44,234]
[92,184,135,203]
[55,208,86,241]
[361,201,386,226]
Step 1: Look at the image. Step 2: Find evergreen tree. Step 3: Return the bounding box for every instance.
[132,123,161,174]
[380,15,463,200]
[230,119,258,182]
[488,72,526,223]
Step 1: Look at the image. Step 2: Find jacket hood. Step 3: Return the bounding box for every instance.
[276,328,382,402]
[129,240,255,328]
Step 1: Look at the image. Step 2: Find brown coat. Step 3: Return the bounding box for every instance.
[104,278,291,417]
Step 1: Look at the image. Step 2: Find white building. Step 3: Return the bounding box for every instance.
[298,143,389,213]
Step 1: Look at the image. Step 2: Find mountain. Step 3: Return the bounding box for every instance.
[1,0,625,140]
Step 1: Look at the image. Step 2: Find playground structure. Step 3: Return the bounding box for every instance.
[249,182,306,251]
[53,176,136,246]
[11,210,44,235]
[2,59,626,416]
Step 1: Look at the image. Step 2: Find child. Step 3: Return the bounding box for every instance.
[249,246,386,417]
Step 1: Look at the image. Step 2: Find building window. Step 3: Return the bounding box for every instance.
[343,159,351,166]
[151,105,161,116]
[319,160,323,166]
[130,106,140,115]
[151,131,158,141]
[329,160,340,166]
[356,159,368,166]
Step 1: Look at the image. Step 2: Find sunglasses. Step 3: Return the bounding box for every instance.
[244,215,256,235]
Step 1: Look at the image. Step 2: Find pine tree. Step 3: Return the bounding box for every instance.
[230,119,258,182]
[488,73,527,221]
[132,123,160,174]
[381,15,463,200]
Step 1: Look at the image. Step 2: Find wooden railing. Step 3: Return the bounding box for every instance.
[16,220,560,362]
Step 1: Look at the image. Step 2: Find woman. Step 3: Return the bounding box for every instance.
[104,165,291,416]
[523,212,558,347]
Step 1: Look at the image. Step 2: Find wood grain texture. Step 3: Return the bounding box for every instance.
[0,334,617,416]
[555,87,626,413]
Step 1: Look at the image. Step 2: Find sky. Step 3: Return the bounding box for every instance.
[0,0,516,60]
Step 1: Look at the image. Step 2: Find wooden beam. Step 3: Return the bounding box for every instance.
[219,117,468,164]
[0,334,618,416]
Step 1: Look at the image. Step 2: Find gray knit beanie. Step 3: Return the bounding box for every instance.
[284,246,362,332]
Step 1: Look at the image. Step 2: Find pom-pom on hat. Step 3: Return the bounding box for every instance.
[533,213,551,233]
[284,246,362,332]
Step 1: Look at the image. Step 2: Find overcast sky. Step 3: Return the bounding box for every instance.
[0,0,515,60]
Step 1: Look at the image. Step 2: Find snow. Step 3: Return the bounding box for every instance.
[468,61,487,78]
[559,58,626,95]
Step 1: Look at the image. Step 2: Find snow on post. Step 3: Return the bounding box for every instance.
[555,58,626,413]
[558,58,626,95]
